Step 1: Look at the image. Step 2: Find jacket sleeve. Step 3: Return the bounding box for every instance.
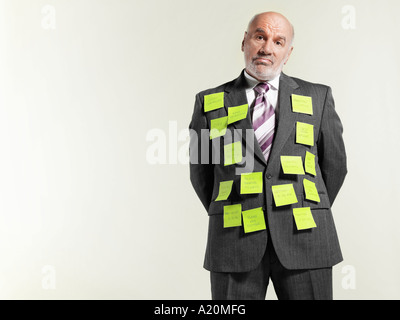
[317,86,347,206]
[189,93,214,212]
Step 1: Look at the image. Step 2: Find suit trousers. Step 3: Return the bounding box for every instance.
[210,237,333,300]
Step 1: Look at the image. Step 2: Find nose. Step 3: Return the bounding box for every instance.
[260,39,273,55]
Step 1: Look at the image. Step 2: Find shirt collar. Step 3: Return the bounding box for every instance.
[244,69,280,91]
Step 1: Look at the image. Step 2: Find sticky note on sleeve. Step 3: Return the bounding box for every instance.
[204,92,224,112]
[210,116,228,140]
[240,172,263,194]
[228,104,248,124]
[215,180,234,201]
[293,207,316,230]
[291,94,313,115]
[271,184,298,207]
[242,207,266,233]
[224,141,243,166]
[296,122,314,146]
[281,156,305,175]
[224,204,242,228]
[305,151,316,176]
[303,178,320,203]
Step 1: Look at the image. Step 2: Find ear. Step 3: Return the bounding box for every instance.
[241,32,247,52]
[284,46,293,65]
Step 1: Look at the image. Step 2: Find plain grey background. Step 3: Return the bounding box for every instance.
[0,0,399,299]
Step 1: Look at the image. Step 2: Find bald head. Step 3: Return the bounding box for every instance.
[247,12,294,45]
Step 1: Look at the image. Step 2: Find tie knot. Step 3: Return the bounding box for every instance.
[254,82,269,95]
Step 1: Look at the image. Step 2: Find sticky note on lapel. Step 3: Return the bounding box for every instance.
[204,92,224,112]
[291,94,313,115]
[228,104,248,124]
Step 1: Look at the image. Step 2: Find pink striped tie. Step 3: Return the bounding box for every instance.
[252,83,275,162]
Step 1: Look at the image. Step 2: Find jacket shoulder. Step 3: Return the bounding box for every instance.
[196,78,236,97]
[289,75,330,92]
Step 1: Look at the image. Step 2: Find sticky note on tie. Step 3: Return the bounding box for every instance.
[210,116,228,140]
[293,207,316,230]
[240,172,263,194]
[204,92,224,112]
[296,122,314,146]
[291,94,313,115]
[223,204,242,228]
[242,207,266,233]
[303,178,320,202]
[228,104,248,124]
[224,141,243,166]
[305,151,316,176]
[215,180,234,201]
[281,156,305,175]
[272,184,298,207]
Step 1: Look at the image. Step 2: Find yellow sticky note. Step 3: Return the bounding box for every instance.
[224,204,242,228]
[224,141,243,166]
[204,92,224,112]
[293,207,317,230]
[305,151,316,176]
[228,104,248,124]
[281,156,305,175]
[242,207,266,233]
[210,116,228,140]
[303,178,320,203]
[296,122,314,146]
[240,172,263,194]
[271,184,298,207]
[291,94,313,115]
[215,180,234,201]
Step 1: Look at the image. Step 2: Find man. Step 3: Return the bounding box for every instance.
[189,12,347,300]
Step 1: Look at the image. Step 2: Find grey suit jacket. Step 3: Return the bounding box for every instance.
[189,70,347,272]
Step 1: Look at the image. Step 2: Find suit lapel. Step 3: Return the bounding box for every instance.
[266,73,300,168]
[223,71,301,169]
[224,71,269,166]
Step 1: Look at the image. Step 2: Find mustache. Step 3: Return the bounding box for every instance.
[252,55,274,65]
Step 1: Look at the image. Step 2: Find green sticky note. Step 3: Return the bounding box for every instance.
[271,184,298,207]
[293,207,317,230]
[303,178,320,202]
[291,94,313,115]
[223,204,242,228]
[305,151,316,176]
[228,104,248,124]
[215,180,234,201]
[210,116,228,140]
[224,141,243,166]
[296,122,314,146]
[240,172,263,194]
[204,92,224,112]
[242,207,266,233]
[281,156,305,175]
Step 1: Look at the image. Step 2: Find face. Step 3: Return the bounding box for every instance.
[242,13,294,81]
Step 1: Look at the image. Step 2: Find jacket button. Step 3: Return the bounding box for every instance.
[266,174,272,179]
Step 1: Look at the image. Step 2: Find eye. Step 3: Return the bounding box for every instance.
[256,35,264,41]
[276,41,282,46]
